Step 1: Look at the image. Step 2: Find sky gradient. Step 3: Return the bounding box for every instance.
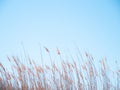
[0,0,120,66]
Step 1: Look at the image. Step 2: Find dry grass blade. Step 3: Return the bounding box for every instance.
[0,48,119,90]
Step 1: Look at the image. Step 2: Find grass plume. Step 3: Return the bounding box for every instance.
[0,47,119,90]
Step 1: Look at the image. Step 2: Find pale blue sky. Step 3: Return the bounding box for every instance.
[0,0,120,66]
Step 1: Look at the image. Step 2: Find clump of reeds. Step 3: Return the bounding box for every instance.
[0,47,119,90]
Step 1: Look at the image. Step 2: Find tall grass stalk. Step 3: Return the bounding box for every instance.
[0,48,119,90]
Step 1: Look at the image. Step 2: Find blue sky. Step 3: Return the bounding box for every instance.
[0,0,120,66]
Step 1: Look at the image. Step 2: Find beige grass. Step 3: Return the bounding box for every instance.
[0,47,120,90]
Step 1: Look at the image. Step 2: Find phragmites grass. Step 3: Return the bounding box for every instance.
[0,47,120,90]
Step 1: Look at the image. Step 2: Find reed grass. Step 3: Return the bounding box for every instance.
[0,47,119,90]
